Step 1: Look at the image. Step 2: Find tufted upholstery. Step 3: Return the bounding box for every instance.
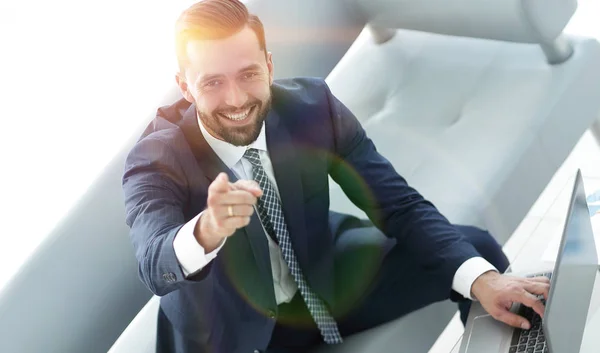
[328,28,600,244]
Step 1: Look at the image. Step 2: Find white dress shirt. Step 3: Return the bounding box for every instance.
[173,115,497,303]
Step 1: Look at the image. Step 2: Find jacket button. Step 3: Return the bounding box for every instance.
[163,273,176,282]
[268,310,276,319]
[253,350,260,353]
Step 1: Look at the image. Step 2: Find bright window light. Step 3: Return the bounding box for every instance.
[0,1,197,290]
[565,0,600,38]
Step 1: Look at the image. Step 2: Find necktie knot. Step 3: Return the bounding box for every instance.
[244,148,262,167]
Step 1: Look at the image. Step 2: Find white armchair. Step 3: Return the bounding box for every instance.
[5,1,600,353]
[110,0,600,352]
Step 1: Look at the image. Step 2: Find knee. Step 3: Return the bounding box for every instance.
[455,225,510,273]
[466,227,501,256]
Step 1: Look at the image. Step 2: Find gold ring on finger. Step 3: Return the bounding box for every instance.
[228,205,234,217]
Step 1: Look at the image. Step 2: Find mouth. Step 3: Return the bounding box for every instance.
[218,105,256,124]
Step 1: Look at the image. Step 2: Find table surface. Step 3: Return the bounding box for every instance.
[449,175,600,353]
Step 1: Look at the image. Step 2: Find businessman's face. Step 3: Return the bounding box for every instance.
[176,26,274,146]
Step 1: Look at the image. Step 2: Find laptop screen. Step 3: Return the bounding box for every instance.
[544,170,599,353]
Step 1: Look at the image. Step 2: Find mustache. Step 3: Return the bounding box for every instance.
[215,100,261,115]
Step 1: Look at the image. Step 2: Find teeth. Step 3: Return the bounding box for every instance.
[224,107,251,121]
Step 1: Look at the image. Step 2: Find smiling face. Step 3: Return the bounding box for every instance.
[176,26,274,146]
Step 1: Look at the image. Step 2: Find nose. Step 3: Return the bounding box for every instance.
[224,82,247,108]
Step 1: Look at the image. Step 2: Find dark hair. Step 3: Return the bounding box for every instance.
[175,0,267,70]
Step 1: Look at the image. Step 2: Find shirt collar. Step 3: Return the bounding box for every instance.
[197,111,267,169]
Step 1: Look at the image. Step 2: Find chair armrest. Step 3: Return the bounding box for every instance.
[349,0,577,44]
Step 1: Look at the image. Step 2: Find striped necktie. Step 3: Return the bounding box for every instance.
[243,148,343,344]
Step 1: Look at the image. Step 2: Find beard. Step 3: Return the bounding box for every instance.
[199,94,272,147]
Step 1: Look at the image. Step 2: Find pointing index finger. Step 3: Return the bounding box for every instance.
[231,179,263,197]
[209,173,231,194]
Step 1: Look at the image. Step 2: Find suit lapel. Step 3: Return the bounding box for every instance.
[178,104,238,184]
[177,104,275,304]
[265,110,310,273]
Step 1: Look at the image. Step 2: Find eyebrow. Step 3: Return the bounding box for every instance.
[199,64,263,84]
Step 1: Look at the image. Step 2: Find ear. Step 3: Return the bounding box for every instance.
[175,72,195,103]
[266,52,274,85]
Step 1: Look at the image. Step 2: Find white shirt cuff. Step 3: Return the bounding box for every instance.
[173,212,226,277]
[452,257,498,300]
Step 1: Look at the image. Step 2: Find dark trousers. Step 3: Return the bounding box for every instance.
[267,214,510,352]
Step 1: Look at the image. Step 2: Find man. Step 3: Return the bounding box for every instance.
[122,1,550,352]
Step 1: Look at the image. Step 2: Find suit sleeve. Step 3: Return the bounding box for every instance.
[324,82,482,289]
[122,137,212,296]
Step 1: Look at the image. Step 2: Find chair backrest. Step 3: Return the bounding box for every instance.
[0,87,182,353]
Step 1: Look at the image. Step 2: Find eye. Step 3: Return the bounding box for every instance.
[204,80,222,88]
[242,72,258,80]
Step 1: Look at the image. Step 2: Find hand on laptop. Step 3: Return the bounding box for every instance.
[471,271,550,329]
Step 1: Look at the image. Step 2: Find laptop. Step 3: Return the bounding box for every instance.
[459,170,599,353]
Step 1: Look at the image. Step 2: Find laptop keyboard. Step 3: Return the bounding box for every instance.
[508,272,552,353]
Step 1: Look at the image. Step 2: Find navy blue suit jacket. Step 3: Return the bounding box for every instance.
[122,77,480,353]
